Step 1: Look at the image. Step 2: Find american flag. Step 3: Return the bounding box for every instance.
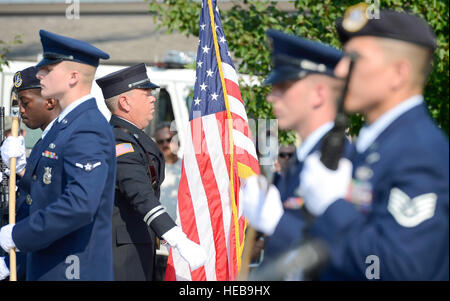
[165,0,260,281]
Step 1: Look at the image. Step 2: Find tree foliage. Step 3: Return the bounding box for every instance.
[148,0,449,142]
[0,35,22,72]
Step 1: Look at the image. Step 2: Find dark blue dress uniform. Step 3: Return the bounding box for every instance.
[258,30,353,263]
[10,30,116,281]
[267,132,328,259]
[312,101,449,280]
[2,66,43,280]
[96,64,176,281]
[13,67,44,220]
[308,5,449,280]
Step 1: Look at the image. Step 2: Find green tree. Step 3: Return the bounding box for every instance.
[0,35,22,72]
[148,0,449,142]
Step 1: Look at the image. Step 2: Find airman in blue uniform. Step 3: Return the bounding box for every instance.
[0,30,116,280]
[300,3,449,280]
[241,30,352,276]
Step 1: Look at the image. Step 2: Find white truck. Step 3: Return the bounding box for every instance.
[1,60,196,155]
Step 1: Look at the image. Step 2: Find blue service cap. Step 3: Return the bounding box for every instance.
[13,66,41,92]
[96,63,160,99]
[36,30,110,68]
[264,30,344,85]
[336,3,436,51]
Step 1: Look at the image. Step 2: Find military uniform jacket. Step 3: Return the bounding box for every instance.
[312,102,449,280]
[110,115,175,281]
[11,98,117,281]
[265,131,353,261]
[3,138,44,279]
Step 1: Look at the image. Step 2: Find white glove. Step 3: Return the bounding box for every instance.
[0,224,17,253]
[1,136,27,174]
[299,152,352,216]
[0,256,10,280]
[162,226,207,271]
[241,175,284,236]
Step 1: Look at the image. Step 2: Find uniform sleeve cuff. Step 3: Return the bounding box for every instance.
[145,210,177,238]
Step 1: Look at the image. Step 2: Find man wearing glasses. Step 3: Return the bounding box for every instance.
[96,64,206,281]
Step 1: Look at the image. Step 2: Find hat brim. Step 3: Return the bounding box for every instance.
[36,57,64,69]
[263,68,310,86]
[133,81,160,89]
[16,85,41,92]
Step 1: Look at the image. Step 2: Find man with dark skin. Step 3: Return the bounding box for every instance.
[0,65,61,280]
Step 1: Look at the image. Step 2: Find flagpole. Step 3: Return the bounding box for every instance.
[8,113,19,282]
[206,0,243,278]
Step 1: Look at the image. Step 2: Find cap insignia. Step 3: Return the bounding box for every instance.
[14,72,23,88]
[342,2,369,33]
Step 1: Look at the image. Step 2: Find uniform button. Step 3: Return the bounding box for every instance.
[26,194,32,205]
[33,174,37,181]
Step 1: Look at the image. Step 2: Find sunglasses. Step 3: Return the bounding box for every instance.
[156,138,172,145]
[278,152,294,159]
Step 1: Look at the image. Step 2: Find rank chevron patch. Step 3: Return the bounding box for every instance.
[387,187,437,228]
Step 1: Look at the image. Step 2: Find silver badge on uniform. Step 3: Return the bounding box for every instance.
[355,166,373,181]
[366,152,380,165]
[43,167,52,185]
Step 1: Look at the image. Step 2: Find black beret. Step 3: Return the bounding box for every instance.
[13,66,41,92]
[264,29,344,85]
[96,63,160,99]
[336,2,436,50]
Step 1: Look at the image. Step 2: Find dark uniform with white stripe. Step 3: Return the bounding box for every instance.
[96,64,177,281]
[110,115,176,280]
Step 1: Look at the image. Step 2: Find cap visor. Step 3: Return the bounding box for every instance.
[135,81,160,89]
[263,69,307,86]
[36,58,64,69]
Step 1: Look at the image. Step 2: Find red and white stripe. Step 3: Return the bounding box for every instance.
[165,62,259,281]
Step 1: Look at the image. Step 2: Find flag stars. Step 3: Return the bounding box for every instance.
[194,97,201,106]
[219,36,226,44]
[211,92,219,101]
[206,69,214,77]
[200,23,206,31]
[200,82,207,91]
[202,45,210,54]
[197,61,203,68]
